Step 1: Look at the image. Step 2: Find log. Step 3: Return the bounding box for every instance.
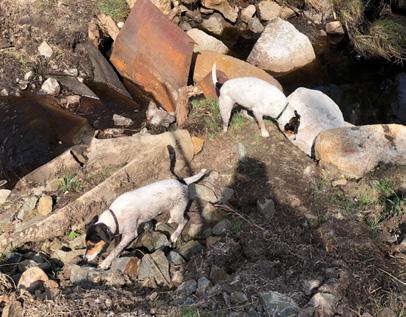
[0,130,194,253]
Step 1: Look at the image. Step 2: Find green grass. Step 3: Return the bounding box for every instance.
[190,98,248,137]
[67,230,81,240]
[230,112,246,132]
[179,308,220,317]
[97,0,130,21]
[374,178,405,221]
[231,218,243,234]
[191,98,221,137]
[58,174,82,194]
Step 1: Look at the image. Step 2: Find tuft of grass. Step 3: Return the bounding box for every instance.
[354,16,406,63]
[191,98,221,137]
[97,0,130,21]
[230,112,246,132]
[58,174,81,194]
[179,308,219,317]
[374,178,404,221]
[231,218,243,234]
[68,230,81,240]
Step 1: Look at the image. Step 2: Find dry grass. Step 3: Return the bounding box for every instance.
[333,0,406,63]
[353,16,406,63]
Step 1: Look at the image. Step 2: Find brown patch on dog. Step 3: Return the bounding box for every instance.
[85,240,105,258]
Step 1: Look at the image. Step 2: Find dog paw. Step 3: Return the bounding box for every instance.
[98,261,110,270]
[261,131,270,138]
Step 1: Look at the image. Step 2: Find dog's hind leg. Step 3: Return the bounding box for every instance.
[219,95,234,132]
[253,112,270,137]
[168,200,188,243]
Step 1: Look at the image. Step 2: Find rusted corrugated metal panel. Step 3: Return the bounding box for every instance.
[110,0,194,112]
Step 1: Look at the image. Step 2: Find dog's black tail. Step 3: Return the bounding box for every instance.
[167,145,207,185]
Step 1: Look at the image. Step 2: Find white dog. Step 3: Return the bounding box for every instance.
[212,64,288,137]
[84,169,207,270]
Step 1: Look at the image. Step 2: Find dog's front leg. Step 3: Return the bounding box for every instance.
[98,234,136,270]
[253,112,270,137]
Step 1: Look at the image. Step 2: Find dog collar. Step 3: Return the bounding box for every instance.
[108,208,119,236]
[275,102,289,121]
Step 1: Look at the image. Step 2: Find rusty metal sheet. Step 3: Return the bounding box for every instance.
[110,0,194,112]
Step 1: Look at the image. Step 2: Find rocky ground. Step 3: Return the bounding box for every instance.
[0,0,405,317]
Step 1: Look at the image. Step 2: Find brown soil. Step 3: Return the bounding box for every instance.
[0,0,96,95]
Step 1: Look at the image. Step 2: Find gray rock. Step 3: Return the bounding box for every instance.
[240,4,256,23]
[177,279,197,295]
[24,70,35,81]
[40,78,61,95]
[196,276,212,296]
[259,291,299,317]
[0,189,11,206]
[138,250,171,286]
[110,257,139,279]
[201,13,225,35]
[0,88,8,96]
[167,250,186,265]
[113,114,133,127]
[134,231,170,251]
[219,187,234,203]
[279,6,296,19]
[146,101,175,127]
[178,240,204,260]
[207,283,223,296]
[212,219,231,235]
[306,292,338,316]
[326,21,345,35]
[202,204,225,222]
[258,0,281,21]
[187,29,229,54]
[17,196,38,220]
[257,198,275,221]
[38,41,53,58]
[210,265,229,283]
[315,124,406,178]
[247,18,315,73]
[70,264,127,286]
[231,291,248,304]
[189,184,218,203]
[53,249,83,265]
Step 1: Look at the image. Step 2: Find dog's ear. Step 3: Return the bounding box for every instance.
[85,215,99,230]
[95,224,113,243]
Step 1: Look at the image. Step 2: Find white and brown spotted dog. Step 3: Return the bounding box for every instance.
[84,168,207,270]
[212,64,297,138]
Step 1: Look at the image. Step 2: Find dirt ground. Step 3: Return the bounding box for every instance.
[1,103,404,317]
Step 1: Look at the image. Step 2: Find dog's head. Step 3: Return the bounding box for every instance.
[84,215,113,262]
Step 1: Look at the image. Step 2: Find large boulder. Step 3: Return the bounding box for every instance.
[315,124,406,178]
[247,18,316,73]
[186,29,229,54]
[194,50,283,100]
[278,87,346,157]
